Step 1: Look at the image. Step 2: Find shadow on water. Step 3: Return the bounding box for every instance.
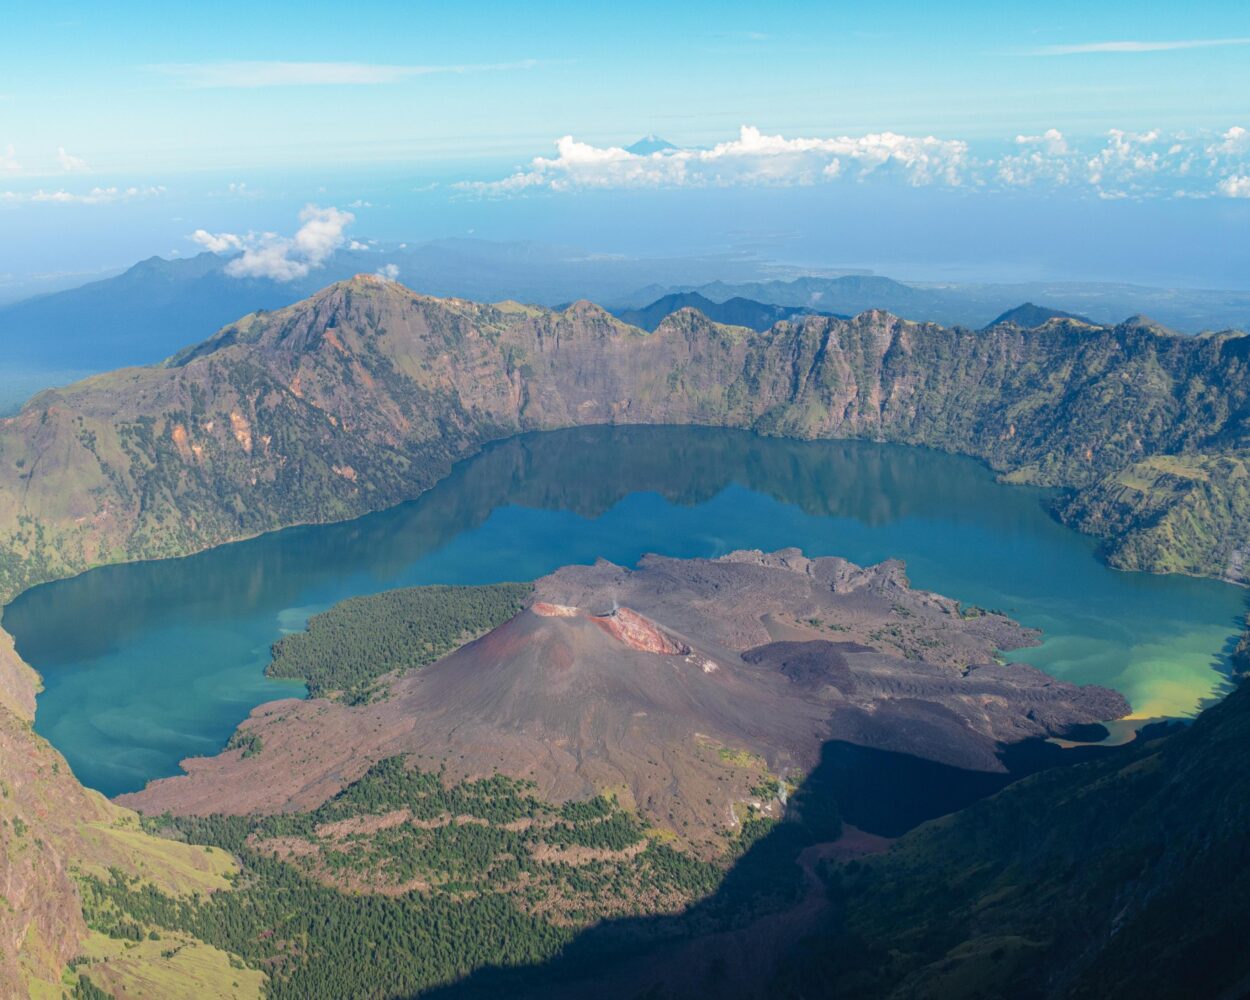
[420,732,1128,1000]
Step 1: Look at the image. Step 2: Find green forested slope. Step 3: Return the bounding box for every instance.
[1056,451,1250,579]
[84,756,734,1000]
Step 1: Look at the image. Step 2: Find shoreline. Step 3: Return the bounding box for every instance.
[8,427,1245,801]
[4,424,1247,617]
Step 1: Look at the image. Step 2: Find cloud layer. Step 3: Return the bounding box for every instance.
[0,185,164,205]
[0,143,93,178]
[461,126,970,194]
[192,204,355,281]
[460,125,1250,201]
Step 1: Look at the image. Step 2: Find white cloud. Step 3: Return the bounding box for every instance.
[1084,129,1171,195]
[460,125,970,194]
[190,204,355,281]
[191,229,245,253]
[1015,129,1069,155]
[1218,175,1250,198]
[348,199,372,208]
[1,144,20,173]
[1032,37,1250,55]
[460,124,1250,202]
[149,59,540,88]
[56,147,89,172]
[1207,126,1250,157]
[998,129,1074,186]
[376,263,400,281]
[1,185,164,205]
[347,240,370,250]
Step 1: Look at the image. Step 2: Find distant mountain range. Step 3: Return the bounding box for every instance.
[0,240,789,370]
[1,240,1248,379]
[627,274,1250,335]
[609,291,843,331]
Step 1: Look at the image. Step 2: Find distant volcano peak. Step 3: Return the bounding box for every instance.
[626,134,677,155]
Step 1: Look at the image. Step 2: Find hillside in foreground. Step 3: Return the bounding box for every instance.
[0,629,264,998]
[423,676,1250,1000]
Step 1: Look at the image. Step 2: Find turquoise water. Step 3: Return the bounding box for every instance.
[6,426,1245,797]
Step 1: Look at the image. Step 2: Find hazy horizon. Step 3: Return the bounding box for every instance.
[4,1,1250,300]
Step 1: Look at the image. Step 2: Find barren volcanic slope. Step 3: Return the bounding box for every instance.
[121,550,1126,851]
[1,275,1249,607]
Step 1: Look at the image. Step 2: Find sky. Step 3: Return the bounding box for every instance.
[2,0,1249,296]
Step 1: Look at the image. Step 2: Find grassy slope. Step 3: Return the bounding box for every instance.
[0,628,264,998]
[1056,450,1250,579]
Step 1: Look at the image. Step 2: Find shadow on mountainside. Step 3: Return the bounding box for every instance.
[420,731,1128,1000]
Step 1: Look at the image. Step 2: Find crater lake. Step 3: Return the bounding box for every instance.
[6,425,1245,796]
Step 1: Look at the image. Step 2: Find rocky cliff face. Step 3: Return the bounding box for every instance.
[0,631,86,995]
[1,275,1248,605]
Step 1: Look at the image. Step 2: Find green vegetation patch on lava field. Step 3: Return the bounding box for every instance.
[267,582,532,703]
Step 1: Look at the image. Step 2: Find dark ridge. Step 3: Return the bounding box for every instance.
[984,301,1095,329]
[610,291,842,332]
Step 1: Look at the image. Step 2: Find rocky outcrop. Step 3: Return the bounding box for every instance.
[591,607,691,654]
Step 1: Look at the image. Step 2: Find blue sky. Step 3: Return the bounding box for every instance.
[2,0,1249,294]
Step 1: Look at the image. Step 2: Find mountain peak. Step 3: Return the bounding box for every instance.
[1120,313,1180,336]
[626,135,677,155]
[984,302,1094,330]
